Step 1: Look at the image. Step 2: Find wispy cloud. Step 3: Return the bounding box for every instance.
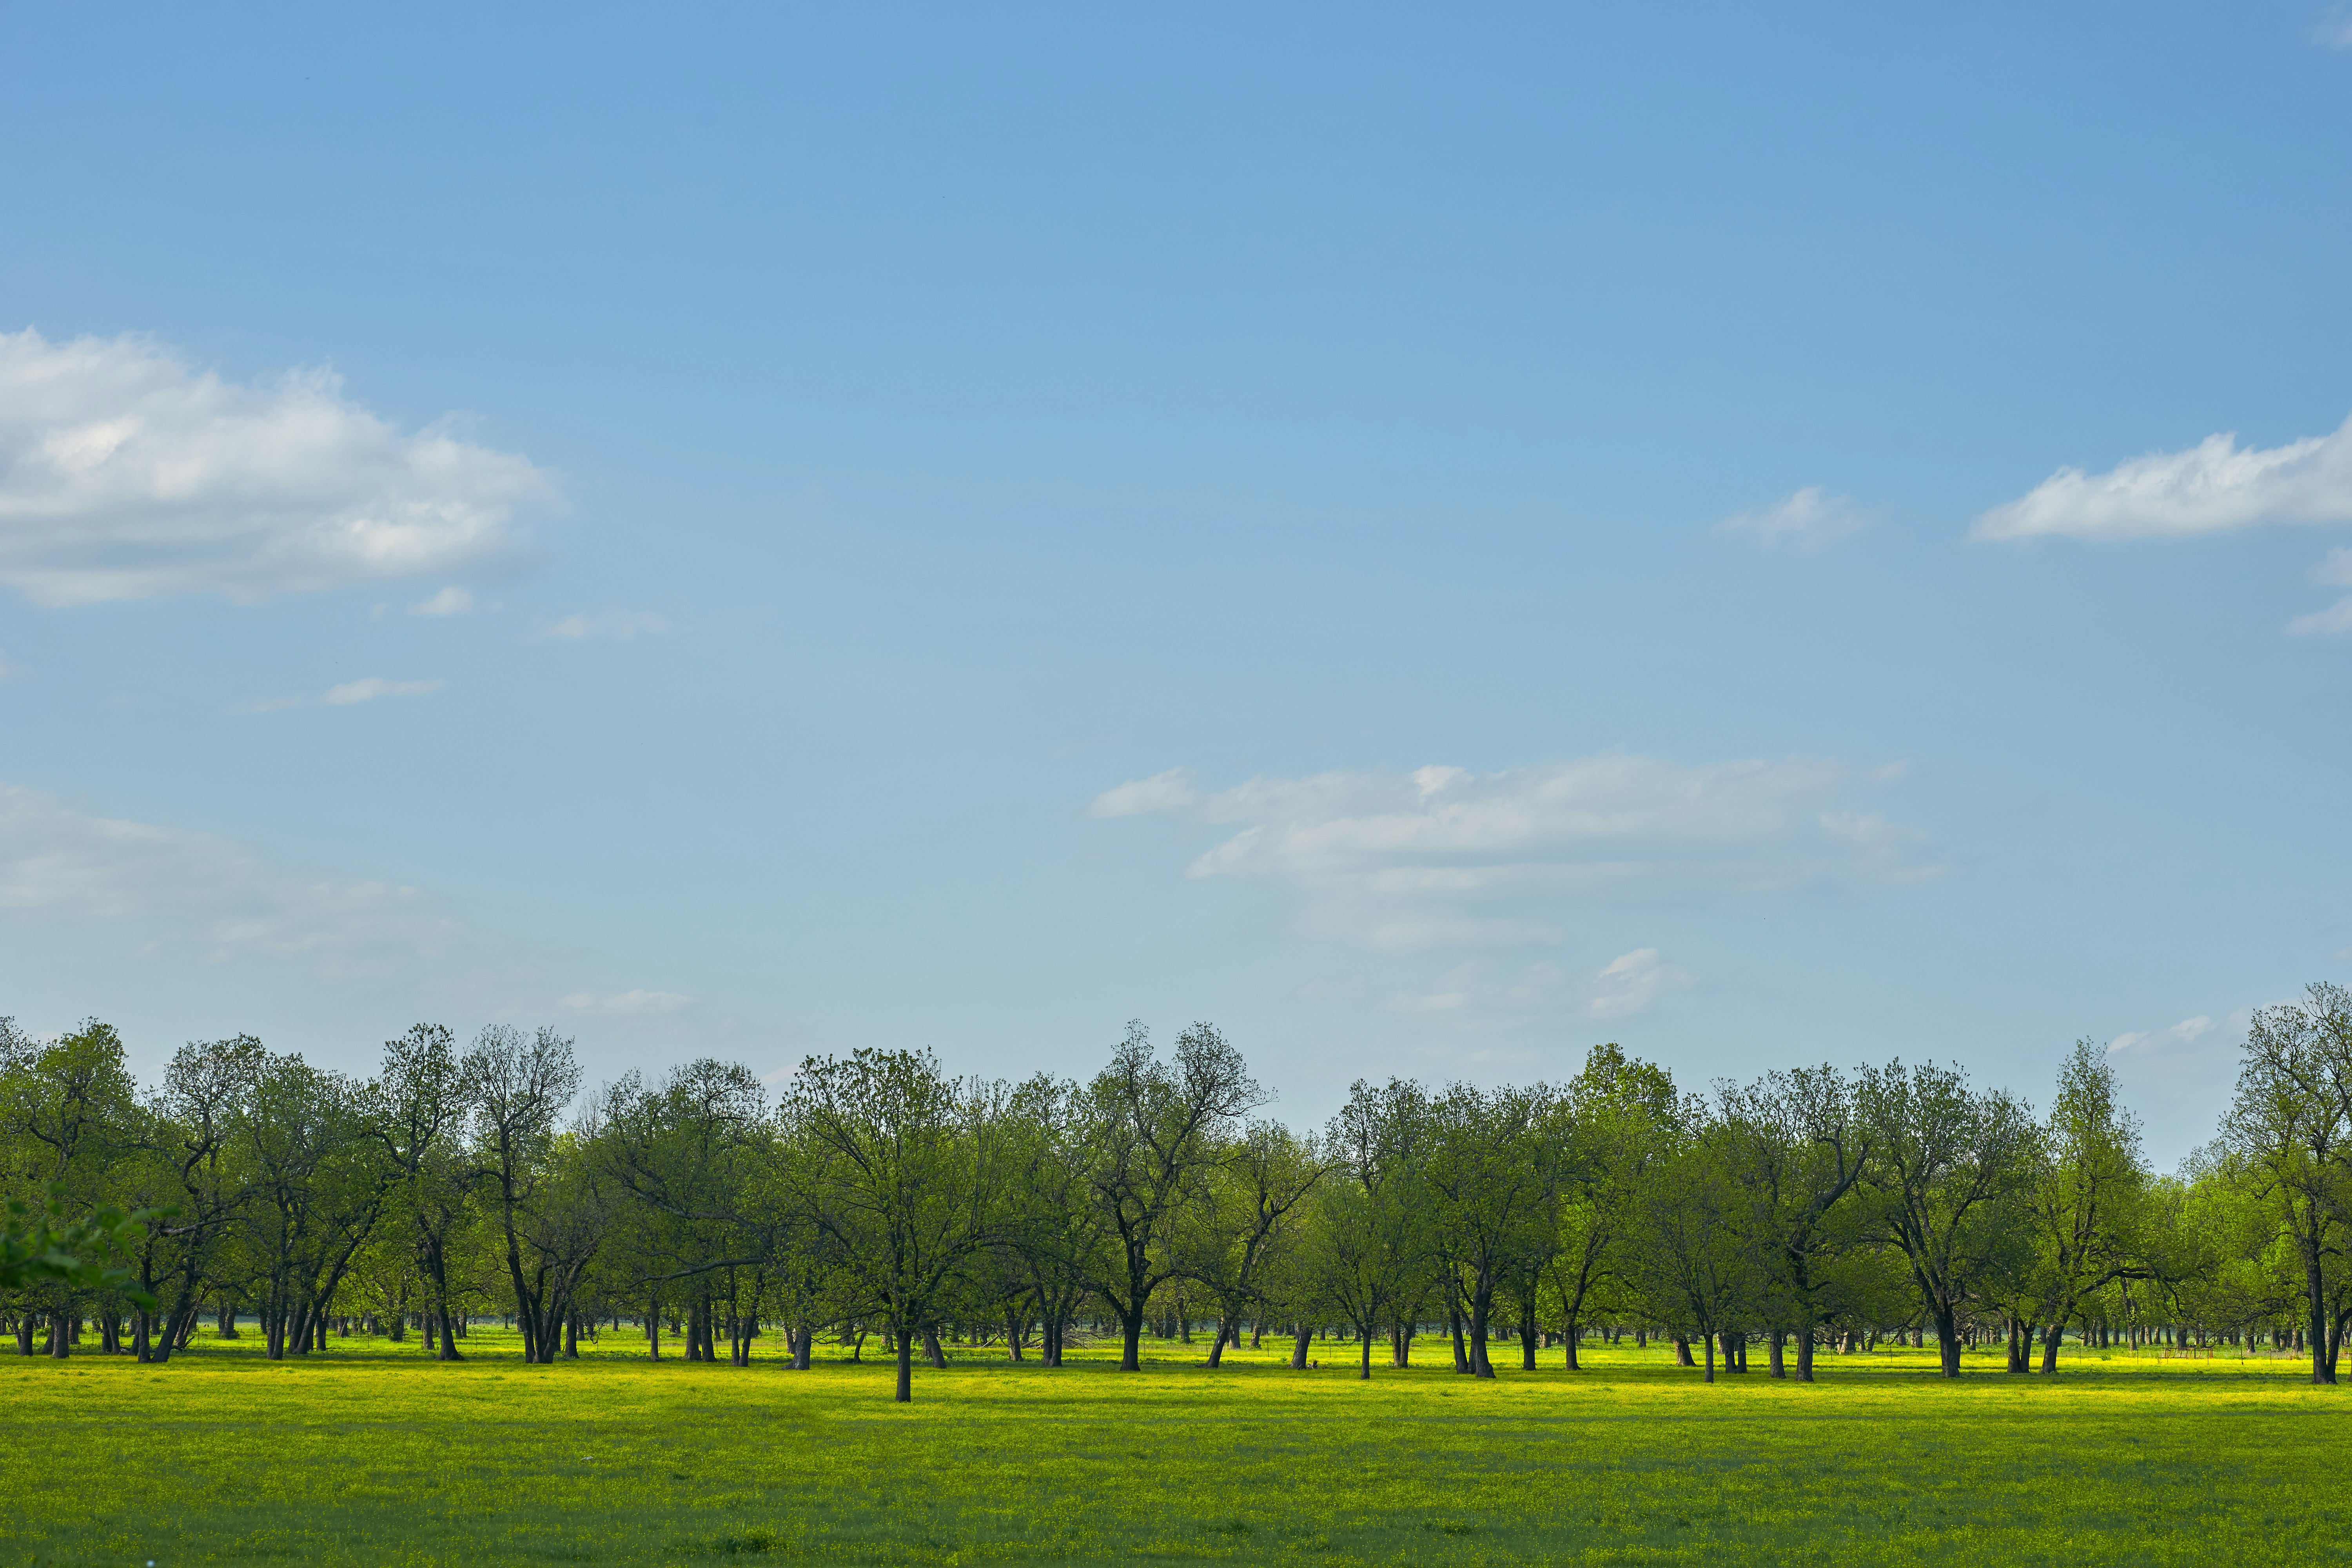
[324,676,444,705]
[1715,486,1866,552]
[1387,960,1564,1020]
[534,609,667,642]
[1972,413,2352,543]
[1093,753,1938,950]
[408,586,477,617]
[561,988,696,1014]
[2110,1014,2217,1054]
[0,783,454,976]
[238,675,446,713]
[0,328,559,606]
[1587,947,1689,1018]
[1089,768,1198,818]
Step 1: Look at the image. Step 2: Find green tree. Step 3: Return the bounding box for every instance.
[1082,1022,1264,1373]
[2221,987,2352,1383]
[787,1047,1008,1401]
[1856,1060,2035,1377]
[2025,1039,2150,1372]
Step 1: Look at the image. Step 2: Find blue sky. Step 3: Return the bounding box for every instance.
[5,4,2351,1163]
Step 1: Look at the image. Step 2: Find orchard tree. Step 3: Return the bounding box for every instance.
[1083,1022,1264,1372]
[1857,1060,2035,1377]
[787,1047,1008,1401]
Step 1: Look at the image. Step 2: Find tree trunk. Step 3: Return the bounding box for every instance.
[1289,1322,1312,1369]
[924,1326,946,1368]
[1205,1314,1231,1368]
[1518,1297,1537,1371]
[2307,1243,2335,1384]
[1768,1328,1786,1379]
[1118,1305,1145,1372]
[1702,1330,1715,1383]
[1467,1281,1495,1378]
[1674,1336,1693,1367]
[1933,1303,1962,1377]
[894,1324,915,1403]
[1562,1313,1581,1371]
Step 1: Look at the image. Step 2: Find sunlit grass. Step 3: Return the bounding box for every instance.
[4,1327,2346,1565]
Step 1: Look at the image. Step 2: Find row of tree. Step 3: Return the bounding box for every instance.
[9,985,2352,1400]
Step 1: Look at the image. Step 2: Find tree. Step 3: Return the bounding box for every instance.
[598,1058,779,1365]
[464,1025,585,1365]
[2024,1039,2149,1372]
[1422,1082,1552,1377]
[1312,1078,1432,1379]
[378,1024,474,1360]
[124,1034,265,1359]
[1186,1119,1324,1367]
[996,1074,1104,1368]
[1716,1065,1869,1381]
[1082,1022,1264,1372]
[1857,1060,2035,1377]
[239,1049,395,1358]
[786,1047,1007,1402]
[1549,1045,1676,1371]
[1635,1107,1760,1383]
[2221,988,2352,1384]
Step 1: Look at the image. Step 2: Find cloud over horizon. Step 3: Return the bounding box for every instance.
[0,783,456,976]
[0,328,559,606]
[1092,754,1940,950]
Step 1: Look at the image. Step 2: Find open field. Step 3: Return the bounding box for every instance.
[5,1333,2348,1567]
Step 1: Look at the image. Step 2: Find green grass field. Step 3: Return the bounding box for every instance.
[5,1328,2345,1566]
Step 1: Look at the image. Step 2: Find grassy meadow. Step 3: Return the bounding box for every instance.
[4,1327,2346,1567]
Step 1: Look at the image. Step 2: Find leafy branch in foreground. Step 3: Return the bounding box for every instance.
[0,1183,164,1309]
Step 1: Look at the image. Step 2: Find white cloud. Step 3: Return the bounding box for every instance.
[535,609,667,642]
[1095,753,1941,949]
[0,328,558,606]
[1386,960,1563,1020]
[1972,413,2352,543]
[2110,1015,2217,1054]
[561,989,695,1015]
[2288,597,2352,637]
[322,675,443,706]
[233,675,446,713]
[0,783,455,976]
[1716,486,1867,552]
[409,586,476,617]
[323,676,445,706]
[1090,768,1199,818]
[1587,947,1688,1019]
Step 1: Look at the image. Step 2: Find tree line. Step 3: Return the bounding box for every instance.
[9,985,2352,1401]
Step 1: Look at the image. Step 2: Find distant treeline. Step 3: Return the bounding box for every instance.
[7,987,2352,1400]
